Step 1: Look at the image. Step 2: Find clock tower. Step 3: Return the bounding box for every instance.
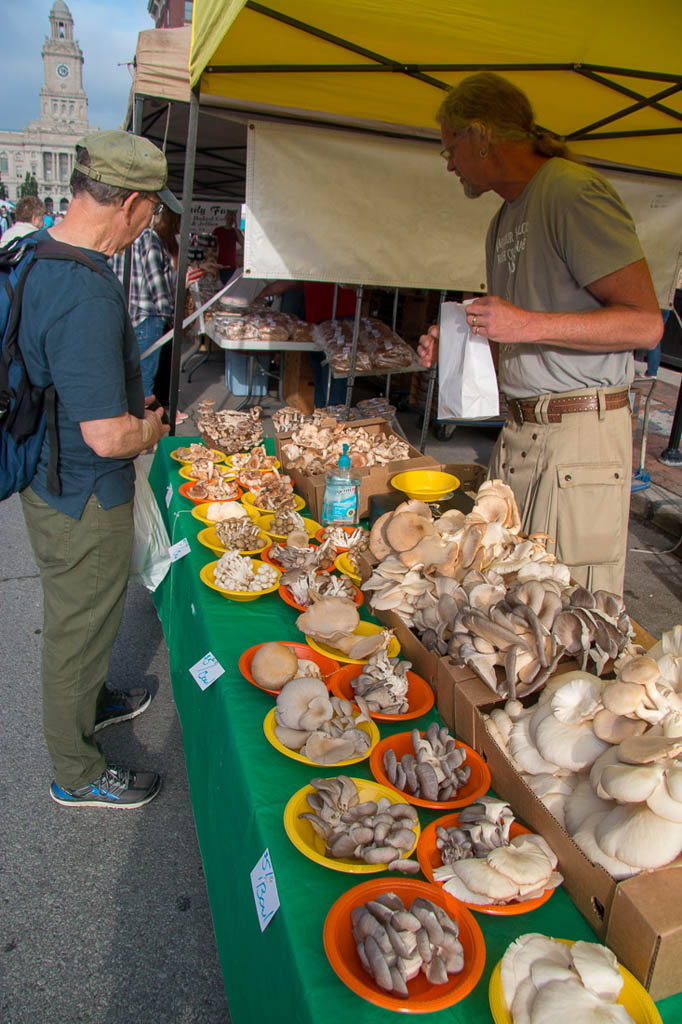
[39,0,89,131]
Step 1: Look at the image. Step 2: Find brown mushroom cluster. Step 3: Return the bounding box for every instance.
[383,723,470,802]
[299,776,420,869]
[269,537,336,572]
[214,516,263,552]
[280,422,410,474]
[187,476,240,501]
[229,446,279,472]
[195,402,264,454]
[175,442,223,463]
[352,893,464,995]
[247,469,297,512]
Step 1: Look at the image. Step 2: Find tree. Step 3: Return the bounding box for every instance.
[19,172,38,198]
[0,177,7,200]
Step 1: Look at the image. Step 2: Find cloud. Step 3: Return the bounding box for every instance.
[0,0,148,131]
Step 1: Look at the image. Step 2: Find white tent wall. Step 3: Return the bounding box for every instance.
[244,120,682,305]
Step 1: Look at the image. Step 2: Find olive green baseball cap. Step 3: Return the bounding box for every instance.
[74,130,182,214]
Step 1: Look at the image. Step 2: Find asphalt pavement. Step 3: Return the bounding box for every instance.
[2,350,682,1023]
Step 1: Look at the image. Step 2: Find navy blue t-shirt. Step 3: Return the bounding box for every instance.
[18,230,144,518]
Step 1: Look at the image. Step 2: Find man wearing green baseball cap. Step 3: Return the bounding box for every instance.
[18,130,182,809]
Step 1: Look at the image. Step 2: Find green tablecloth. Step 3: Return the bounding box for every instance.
[149,436,678,1023]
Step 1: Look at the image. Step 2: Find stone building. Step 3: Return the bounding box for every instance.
[0,1,98,209]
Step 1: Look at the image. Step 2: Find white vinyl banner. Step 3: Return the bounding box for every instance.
[244,121,682,305]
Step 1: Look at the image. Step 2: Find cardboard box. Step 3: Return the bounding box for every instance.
[275,417,439,521]
[455,680,682,999]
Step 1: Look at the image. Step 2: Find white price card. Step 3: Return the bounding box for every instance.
[168,537,190,562]
[250,848,280,932]
[165,483,173,508]
[189,652,224,690]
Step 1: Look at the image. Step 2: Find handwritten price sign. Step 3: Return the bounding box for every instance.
[189,652,225,690]
[250,848,280,932]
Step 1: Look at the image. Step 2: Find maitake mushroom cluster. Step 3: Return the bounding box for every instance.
[383,723,470,802]
[432,797,562,906]
[268,537,336,572]
[274,679,373,764]
[501,933,633,1024]
[485,631,682,877]
[299,776,419,869]
[196,402,263,454]
[351,649,412,715]
[246,469,297,512]
[280,568,357,608]
[296,596,393,661]
[280,422,410,474]
[352,892,464,995]
[187,476,240,501]
[213,552,278,593]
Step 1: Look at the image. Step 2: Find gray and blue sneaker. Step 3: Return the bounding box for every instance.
[94,688,151,731]
[50,766,161,809]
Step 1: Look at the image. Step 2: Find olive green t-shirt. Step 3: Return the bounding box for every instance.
[485,158,645,398]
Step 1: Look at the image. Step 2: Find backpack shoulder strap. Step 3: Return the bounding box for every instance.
[33,238,106,278]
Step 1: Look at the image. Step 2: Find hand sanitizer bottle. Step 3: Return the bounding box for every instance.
[321,444,360,525]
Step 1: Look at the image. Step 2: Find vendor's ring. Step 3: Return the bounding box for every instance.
[472,316,477,327]
[473,325,478,335]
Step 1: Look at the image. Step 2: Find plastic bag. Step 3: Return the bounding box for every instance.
[437,301,499,420]
[129,461,171,591]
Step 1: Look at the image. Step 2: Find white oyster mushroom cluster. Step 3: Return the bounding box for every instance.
[485,632,682,877]
[281,567,357,608]
[383,722,470,802]
[352,892,464,995]
[299,776,420,870]
[274,677,373,764]
[321,525,368,549]
[296,595,393,660]
[433,798,562,906]
[351,649,411,715]
[214,551,278,592]
[501,933,633,1023]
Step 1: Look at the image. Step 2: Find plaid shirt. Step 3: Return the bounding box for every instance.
[111,227,175,328]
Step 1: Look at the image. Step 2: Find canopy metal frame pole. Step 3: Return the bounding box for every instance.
[169,86,200,434]
[122,95,145,305]
[385,286,400,400]
[418,289,446,453]
[343,285,364,420]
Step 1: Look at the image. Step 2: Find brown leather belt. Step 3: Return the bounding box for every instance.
[506,389,630,425]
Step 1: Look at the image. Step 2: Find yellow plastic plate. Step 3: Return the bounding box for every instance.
[305,621,400,665]
[226,454,280,472]
[488,939,663,1024]
[390,470,461,502]
[196,526,270,557]
[334,552,362,585]
[199,559,281,602]
[284,778,420,873]
[242,491,306,514]
[259,514,321,541]
[263,707,379,767]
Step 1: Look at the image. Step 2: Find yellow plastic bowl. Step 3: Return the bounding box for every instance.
[305,621,400,665]
[264,708,380,767]
[284,778,419,873]
[199,559,281,601]
[391,470,460,502]
[242,491,306,514]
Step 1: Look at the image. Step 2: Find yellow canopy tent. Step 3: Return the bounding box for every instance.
[189,0,682,177]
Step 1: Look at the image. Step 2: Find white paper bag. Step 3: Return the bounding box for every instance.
[437,301,500,420]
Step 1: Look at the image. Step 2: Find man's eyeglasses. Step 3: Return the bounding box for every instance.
[141,194,163,215]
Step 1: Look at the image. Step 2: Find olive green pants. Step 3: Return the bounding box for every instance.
[20,487,134,789]
[488,388,632,595]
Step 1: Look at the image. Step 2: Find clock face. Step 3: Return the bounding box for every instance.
[56,63,70,79]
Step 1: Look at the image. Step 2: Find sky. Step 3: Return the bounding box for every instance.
[1,0,152,132]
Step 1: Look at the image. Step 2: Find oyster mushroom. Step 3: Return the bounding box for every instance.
[275,676,333,731]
